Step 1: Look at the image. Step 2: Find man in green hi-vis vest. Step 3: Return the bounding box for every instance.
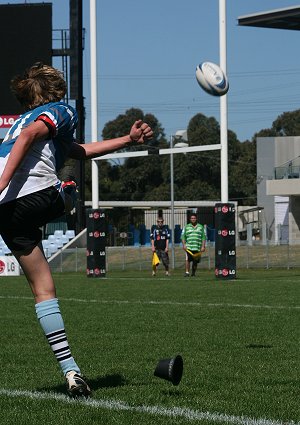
[181,213,206,277]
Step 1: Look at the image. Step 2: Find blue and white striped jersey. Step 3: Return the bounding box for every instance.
[0,101,78,205]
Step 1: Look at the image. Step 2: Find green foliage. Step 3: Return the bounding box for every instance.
[102,107,164,147]
[184,113,256,204]
[253,127,277,139]
[254,109,300,139]
[91,109,258,205]
[86,106,300,207]
[96,108,168,202]
[229,138,257,205]
[272,109,300,136]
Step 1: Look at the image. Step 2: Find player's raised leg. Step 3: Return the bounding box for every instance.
[13,245,91,397]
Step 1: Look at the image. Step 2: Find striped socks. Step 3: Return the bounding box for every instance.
[35,298,80,375]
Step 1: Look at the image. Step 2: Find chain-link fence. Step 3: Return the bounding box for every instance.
[48,241,300,273]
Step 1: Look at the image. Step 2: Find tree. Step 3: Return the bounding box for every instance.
[254,109,300,139]
[171,113,252,203]
[102,107,164,148]
[89,109,258,206]
[85,105,300,212]
[272,109,300,136]
[179,113,222,200]
[99,108,168,201]
[229,139,257,205]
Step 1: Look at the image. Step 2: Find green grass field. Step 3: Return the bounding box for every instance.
[0,269,299,425]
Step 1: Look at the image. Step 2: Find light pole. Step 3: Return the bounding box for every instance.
[170,131,188,269]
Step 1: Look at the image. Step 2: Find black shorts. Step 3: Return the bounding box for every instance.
[0,186,65,252]
[155,249,169,268]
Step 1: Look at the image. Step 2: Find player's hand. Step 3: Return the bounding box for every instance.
[129,120,153,144]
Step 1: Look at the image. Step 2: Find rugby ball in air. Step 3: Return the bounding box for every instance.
[195,62,229,96]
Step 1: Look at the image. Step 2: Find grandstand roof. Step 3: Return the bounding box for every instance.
[238,6,300,31]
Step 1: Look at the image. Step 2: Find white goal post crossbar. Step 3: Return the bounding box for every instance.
[92,143,222,161]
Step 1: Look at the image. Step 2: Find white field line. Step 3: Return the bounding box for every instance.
[0,388,298,425]
[0,295,299,310]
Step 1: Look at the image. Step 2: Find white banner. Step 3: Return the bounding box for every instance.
[0,256,20,276]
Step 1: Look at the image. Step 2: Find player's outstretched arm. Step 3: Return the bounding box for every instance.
[69,120,153,160]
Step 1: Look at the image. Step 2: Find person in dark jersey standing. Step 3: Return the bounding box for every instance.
[150,217,170,276]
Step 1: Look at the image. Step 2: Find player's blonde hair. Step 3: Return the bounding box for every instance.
[10,62,67,110]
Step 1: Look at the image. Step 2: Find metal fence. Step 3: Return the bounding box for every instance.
[48,241,300,273]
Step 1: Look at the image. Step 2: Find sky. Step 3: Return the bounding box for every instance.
[2,0,300,143]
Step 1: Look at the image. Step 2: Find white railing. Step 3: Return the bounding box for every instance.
[47,241,300,273]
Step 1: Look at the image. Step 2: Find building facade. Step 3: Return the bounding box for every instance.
[257,136,300,244]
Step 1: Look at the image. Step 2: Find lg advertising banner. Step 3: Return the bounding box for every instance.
[0,256,20,276]
[0,115,20,128]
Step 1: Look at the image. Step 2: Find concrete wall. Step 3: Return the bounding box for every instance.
[257,137,275,239]
[275,136,300,167]
[289,196,300,244]
[257,136,300,242]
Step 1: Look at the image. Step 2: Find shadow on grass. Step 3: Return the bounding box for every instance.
[89,374,128,390]
[245,344,273,349]
[161,389,183,396]
[38,373,128,395]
